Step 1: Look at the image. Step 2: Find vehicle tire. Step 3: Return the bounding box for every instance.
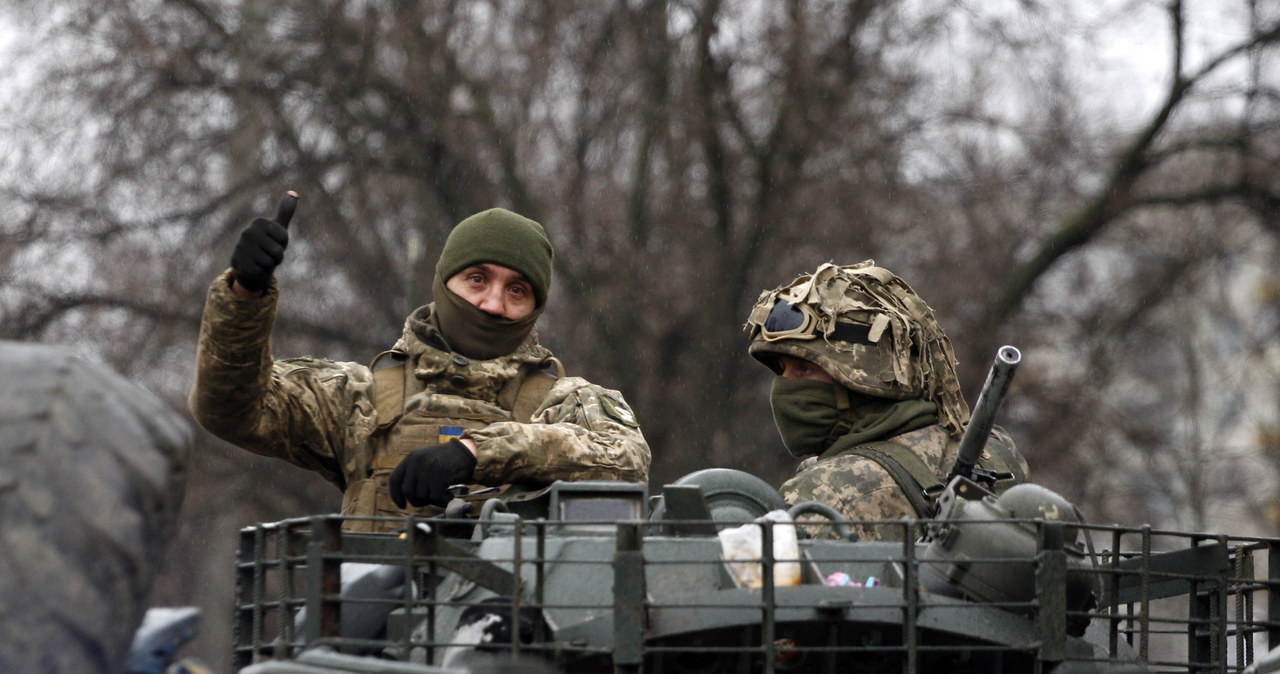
[0,341,192,674]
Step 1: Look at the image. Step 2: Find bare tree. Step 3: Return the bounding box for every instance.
[2,0,1280,667]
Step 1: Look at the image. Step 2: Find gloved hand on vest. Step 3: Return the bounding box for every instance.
[389,439,479,509]
[230,191,296,292]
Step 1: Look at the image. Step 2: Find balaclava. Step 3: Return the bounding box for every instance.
[745,261,969,457]
[431,208,554,359]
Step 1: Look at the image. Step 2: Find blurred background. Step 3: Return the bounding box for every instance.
[2,1,1278,669]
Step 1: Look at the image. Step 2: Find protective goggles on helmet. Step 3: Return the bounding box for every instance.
[758,298,876,344]
[759,299,821,341]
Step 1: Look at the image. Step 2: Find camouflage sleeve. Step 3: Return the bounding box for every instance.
[780,459,917,541]
[188,269,377,491]
[465,376,651,486]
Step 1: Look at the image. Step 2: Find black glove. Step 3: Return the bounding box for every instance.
[388,439,478,509]
[230,191,297,292]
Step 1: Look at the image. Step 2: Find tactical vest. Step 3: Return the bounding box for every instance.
[339,350,564,533]
[849,429,1028,519]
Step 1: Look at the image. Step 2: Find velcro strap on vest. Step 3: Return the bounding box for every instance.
[848,440,942,519]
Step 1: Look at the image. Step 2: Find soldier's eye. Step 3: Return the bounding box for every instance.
[509,282,532,300]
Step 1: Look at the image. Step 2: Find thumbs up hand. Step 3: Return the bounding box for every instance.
[230,191,297,295]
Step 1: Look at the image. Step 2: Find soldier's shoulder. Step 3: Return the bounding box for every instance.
[538,375,630,405]
[886,424,954,453]
[277,356,373,383]
[549,377,641,428]
[279,355,343,369]
[786,452,892,488]
[781,456,900,515]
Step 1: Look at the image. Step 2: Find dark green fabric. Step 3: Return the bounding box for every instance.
[430,273,541,360]
[819,398,938,461]
[769,378,845,458]
[404,303,450,352]
[769,378,939,460]
[435,208,554,307]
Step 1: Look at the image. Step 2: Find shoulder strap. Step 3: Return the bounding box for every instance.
[847,440,941,519]
[510,356,564,423]
[370,350,413,431]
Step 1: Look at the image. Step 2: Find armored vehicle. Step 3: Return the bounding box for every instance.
[229,347,1278,674]
[7,341,1272,674]
[229,469,1278,674]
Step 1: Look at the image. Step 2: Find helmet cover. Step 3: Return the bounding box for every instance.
[745,261,969,435]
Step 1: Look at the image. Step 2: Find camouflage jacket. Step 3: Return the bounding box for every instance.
[779,424,1027,542]
[189,270,650,530]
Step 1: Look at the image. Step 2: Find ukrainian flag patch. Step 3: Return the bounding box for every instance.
[438,426,464,444]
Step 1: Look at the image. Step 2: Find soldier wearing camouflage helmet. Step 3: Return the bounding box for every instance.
[190,199,650,532]
[745,261,1028,541]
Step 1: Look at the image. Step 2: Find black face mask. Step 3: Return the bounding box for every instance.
[769,377,845,458]
[430,273,542,360]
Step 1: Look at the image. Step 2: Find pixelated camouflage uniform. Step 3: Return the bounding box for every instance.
[747,262,1030,541]
[779,425,1026,542]
[190,270,650,532]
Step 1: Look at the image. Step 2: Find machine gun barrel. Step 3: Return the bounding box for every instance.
[946,345,1021,485]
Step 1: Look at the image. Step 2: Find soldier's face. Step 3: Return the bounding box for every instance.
[777,357,834,383]
[446,263,536,320]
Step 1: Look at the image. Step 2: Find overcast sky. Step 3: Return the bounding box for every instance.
[1090,0,1264,122]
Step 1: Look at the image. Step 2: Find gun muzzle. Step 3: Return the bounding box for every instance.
[947,345,1021,485]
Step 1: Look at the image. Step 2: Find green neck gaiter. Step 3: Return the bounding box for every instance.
[819,398,939,460]
[770,378,940,459]
[769,378,847,458]
[431,273,542,359]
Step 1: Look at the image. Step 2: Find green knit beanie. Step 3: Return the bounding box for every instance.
[435,208,554,306]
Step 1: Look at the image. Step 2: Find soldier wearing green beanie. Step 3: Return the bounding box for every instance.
[430,208,553,360]
[191,198,650,532]
[436,208,554,307]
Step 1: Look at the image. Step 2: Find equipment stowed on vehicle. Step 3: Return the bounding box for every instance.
[231,349,1280,674]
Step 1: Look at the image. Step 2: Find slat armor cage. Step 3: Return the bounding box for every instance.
[232,508,1278,674]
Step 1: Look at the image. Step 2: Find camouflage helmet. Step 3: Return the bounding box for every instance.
[745,261,970,435]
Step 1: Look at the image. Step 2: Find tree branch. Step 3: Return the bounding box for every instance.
[983,6,1280,325]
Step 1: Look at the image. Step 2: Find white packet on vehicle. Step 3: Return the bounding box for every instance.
[718,510,802,588]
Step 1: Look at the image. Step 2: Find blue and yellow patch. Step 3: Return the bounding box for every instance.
[438,426,464,444]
